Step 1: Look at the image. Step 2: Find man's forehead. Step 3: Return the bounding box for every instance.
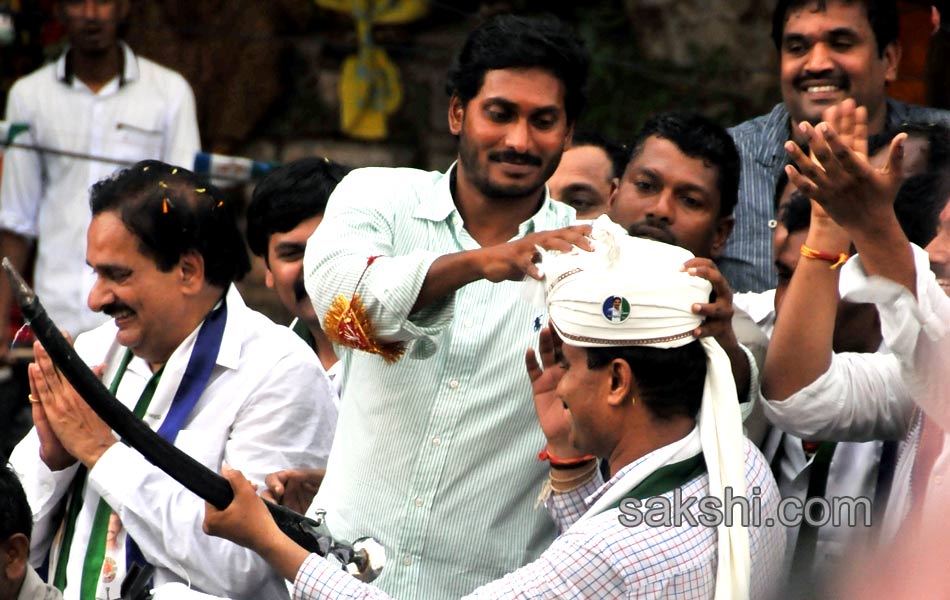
[475,68,566,108]
[783,0,872,36]
[632,137,719,189]
[563,145,613,176]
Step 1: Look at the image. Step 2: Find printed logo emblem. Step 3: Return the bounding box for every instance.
[602,296,631,323]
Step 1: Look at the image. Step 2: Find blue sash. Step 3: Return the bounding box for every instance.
[124,299,228,573]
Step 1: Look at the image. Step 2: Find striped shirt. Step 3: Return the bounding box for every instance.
[721,100,950,293]
[292,439,787,599]
[303,165,575,599]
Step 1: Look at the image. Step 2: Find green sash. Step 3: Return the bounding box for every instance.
[51,350,164,598]
[607,452,707,511]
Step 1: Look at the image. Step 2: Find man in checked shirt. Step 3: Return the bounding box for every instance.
[204,222,786,599]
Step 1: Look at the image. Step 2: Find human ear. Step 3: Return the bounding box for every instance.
[709,215,735,260]
[606,359,635,406]
[882,41,901,83]
[1,534,28,583]
[178,251,206,293]
[448,95,465,135]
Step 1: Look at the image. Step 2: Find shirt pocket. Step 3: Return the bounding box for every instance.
[111,119,164,162]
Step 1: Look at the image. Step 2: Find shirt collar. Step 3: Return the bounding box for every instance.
[885,97,910,127]
[214,285,244,370]
[583,429,700,509]
[56,41,138,88]
[412,162,574,238]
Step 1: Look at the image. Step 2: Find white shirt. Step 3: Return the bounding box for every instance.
[0,43,200,336]
[834,244,950,538]
[11,287,338,600]
[732,290,776,339]
[745,284,903,577]
[289,316,343,409]
[304,165,574,599]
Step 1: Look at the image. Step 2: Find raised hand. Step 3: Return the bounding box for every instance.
[478,225,592,282]
[783,99,905,234]
[29,337,114,469]
[525,327,576,457]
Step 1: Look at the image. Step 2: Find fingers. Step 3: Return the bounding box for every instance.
[854,105,869,157]
[815,122,866,178]
[527,327,560,382]
[683,259,732,299]
[832,99,856,152]
[222,465,255,496]
[525,348,543,383]
[784,138,827,194]
[264,471,286,500]
[537,327,558,369]
[32,341,64,387]
[883,132,907,179]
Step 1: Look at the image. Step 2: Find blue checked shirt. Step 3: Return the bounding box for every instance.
[303,165,575,599]
[292,438,785,599]
[721,100,950,293]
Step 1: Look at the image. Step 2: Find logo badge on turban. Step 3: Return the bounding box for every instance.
[602,295,631,323]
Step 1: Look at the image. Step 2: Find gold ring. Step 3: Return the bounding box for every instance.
[28,394,39,403]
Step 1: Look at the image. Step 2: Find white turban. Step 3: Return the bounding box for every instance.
[542,215,751,600]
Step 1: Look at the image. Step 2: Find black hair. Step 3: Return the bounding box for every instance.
[873,121,950,173]
[246,157,352,260]
[628,112,741,218]
[89,160,250,288]
[894,172,949,248]
[781,189,813,234]
[585,339,707,421]
[0,463,31,541]
[570,129,631,180]
[445,14,590,124]
[771,0,899,57]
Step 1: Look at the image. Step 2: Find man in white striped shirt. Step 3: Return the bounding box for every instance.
[295,14,592,599]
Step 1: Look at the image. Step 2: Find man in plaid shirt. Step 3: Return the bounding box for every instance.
[204,222,785,600]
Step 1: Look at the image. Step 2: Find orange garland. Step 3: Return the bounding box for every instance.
[323,256,406,363]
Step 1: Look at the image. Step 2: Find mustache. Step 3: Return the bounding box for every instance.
[102,301,133,317]
[487,149,542,167]
[794,71,850,91]
[294,278,310,303]
[627,218,677,246]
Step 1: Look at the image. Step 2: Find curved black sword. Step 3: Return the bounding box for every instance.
[2,258,385,582]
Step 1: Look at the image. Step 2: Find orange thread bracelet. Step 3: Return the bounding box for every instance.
[800,244,849,270]
[538,447,597,468]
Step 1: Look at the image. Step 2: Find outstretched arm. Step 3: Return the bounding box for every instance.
[764,100,864,401]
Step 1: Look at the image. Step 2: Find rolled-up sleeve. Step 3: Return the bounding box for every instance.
[761,351,914,441]
[838,244,950,433]
[303,169,455,355]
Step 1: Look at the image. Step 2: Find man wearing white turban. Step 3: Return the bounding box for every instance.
[202,217,786,600]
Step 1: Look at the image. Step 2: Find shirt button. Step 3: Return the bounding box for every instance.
[403,556,413,566]
[448,379,459,389]
[414,497,424,507]
[463,319,473,328]
[431,436,442,447]
[936,475,943,486]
